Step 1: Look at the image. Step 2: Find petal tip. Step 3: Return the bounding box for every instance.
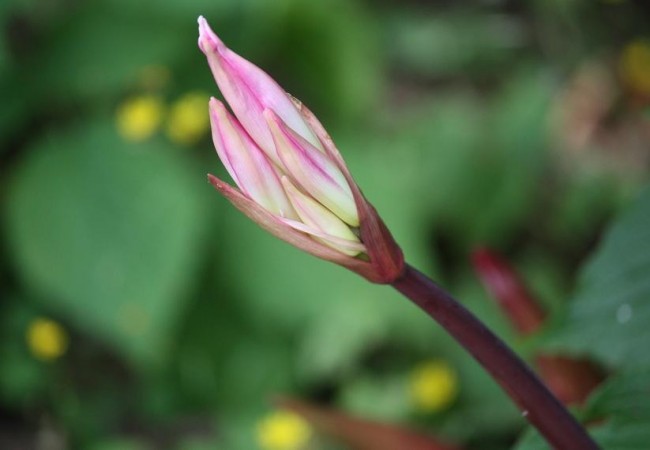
[207,173,221,188]
[197,16,223,54]
[264,108,290,139]
[262,108,279,125]
[209,96,225,112]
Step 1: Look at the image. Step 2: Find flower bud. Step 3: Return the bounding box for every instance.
[199,16,404,283]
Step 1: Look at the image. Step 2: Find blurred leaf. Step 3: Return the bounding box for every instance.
[464,67,553,246]
[583,367,650,423]
[542,185,650,369]
[547,172,621,253]
[267,0,381,125]
[0,297,48,406]
[214,335,293,409]
[0,34,8,70]
[4,119,209,368]
[0,70,36,145]
[399,95,484,222]
[388,12,526,77]
[390,69,553,255]
[516,250,572,317]
[297,295,387,382]
[102,0,236,20]
[214,411,264,450]
[514,367,650,450]
[29,5,186,101]
[0,344,45,405]
[339,375,412,423]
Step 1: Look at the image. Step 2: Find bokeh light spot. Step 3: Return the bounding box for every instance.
[166,91,210,146]
[256,410,312,450]
[26,317,69,362]
[116,95,165,142]
[409,360,458,413]
[620,40,650,96]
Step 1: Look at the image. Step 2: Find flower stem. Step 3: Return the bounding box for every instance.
[392,264,599,450]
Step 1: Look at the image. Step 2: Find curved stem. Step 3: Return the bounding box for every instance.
[392,264,599,450]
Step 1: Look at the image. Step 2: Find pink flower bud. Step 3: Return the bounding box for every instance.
[199,16,404,283]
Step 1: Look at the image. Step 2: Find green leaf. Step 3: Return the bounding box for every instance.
[4,119,209,368]
[583,368,650,423]
[542,185,650,369]
[267,0,381,125]
[393,68,554,253]
[339,375,411,422]
[465,67,553,246]
[388,12,525,77]
[29,6,186,101]
[0,297,49,407]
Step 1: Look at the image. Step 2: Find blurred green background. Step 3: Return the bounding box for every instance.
[1,0,649,449]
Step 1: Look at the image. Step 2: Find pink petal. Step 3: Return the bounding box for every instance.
[281,177,362,256]
[209,98,296,219]
[208,174,375,276]
[266,110,359,226]
[279,217,366,254]
[198,16,321,163]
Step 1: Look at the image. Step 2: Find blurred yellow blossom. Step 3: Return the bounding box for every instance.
[26,317,68,361]
[165,91,210,145]
[619,40,650,96]
[409,360,458,413]
[116,95,165,142]
[256,411,312,450]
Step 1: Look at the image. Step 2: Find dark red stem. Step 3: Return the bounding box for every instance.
[392,264,599,450]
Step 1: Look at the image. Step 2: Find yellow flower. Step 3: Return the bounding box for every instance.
[26,317,68,361]
[166,92,210,146]
[619,40,650,96]
[256,411,312,450]
[116,95,165,142]
[409,360,458,413]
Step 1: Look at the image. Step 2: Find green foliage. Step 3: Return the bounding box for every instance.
[543,186,650,369]
[0,0,648,448]
[5,120,209,367]
[387,12,525,77]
